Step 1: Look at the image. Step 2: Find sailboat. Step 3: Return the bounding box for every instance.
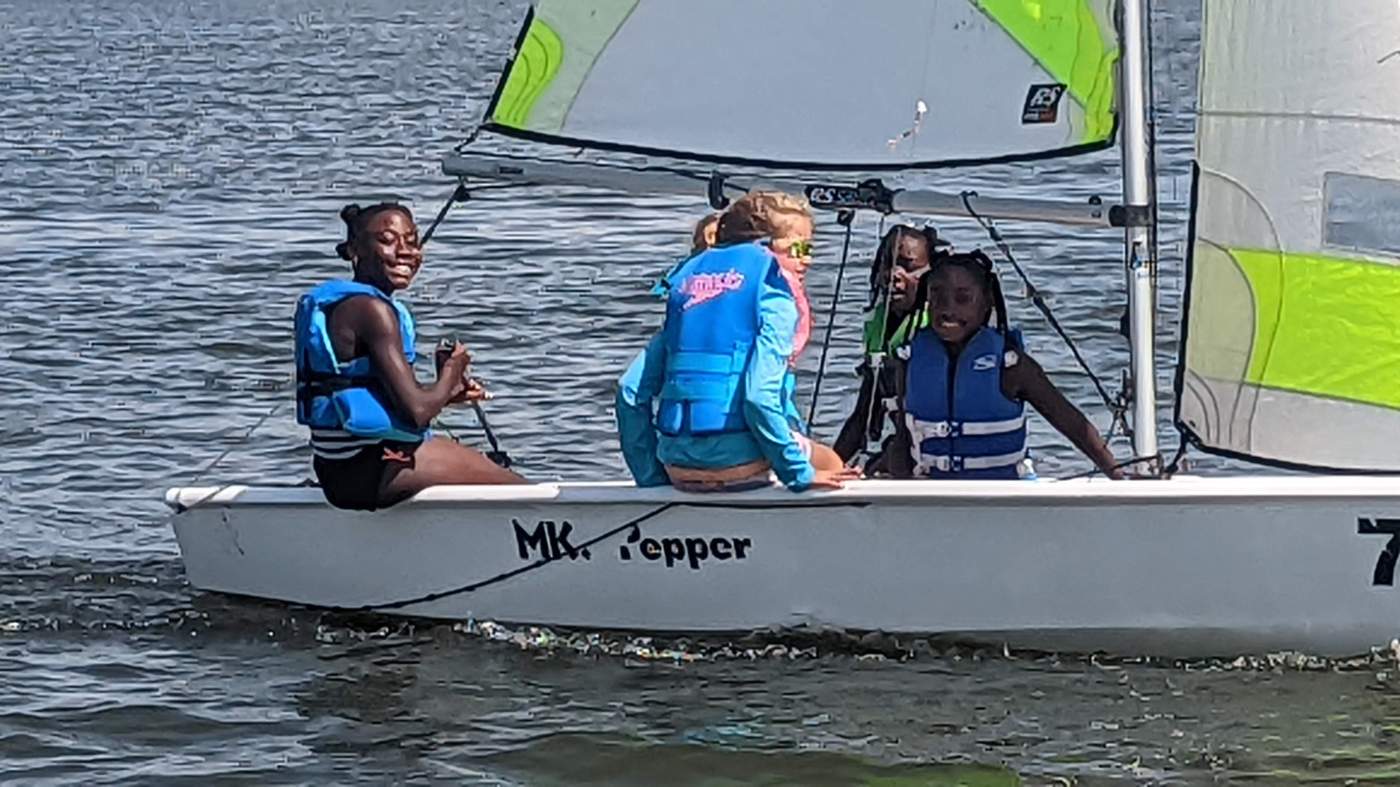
[165,0,1400,658]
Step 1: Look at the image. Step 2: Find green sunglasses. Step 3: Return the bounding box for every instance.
[785,238,813,258]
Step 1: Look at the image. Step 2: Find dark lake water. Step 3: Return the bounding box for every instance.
[4,0,1399,783]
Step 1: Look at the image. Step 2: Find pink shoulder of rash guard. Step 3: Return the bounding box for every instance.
[779,267,812,367]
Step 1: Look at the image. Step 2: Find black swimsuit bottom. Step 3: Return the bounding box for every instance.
[312,440,421,511]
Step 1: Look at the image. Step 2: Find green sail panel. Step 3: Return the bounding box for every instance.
[1200,249,1400,410]
[489,1,638,133]
[1179,0,1400,471]
[492,16,564,128]
[480,0,1119,168]
[974,0,1118,143]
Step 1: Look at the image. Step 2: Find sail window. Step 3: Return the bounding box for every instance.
[1323,172,1400,259]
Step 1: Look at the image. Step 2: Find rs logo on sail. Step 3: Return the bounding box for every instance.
[1021,82,1066,124]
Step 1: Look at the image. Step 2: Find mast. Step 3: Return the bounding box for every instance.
[1118,0,1159,468]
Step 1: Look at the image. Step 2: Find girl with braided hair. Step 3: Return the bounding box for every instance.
[833,223,947,465]
[293,202,525,511]
[888,250,1123,479]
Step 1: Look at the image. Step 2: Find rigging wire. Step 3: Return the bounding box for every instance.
[421,181,470,245]
[1058,452,1163,481]
[357,502,679,610]
[805,209,856,428]
[1143,0,1189,476]
[959,191,1132,438]
[1162,431,1191,477]
[172,401,289,512]
[851,214,894,467]
[421,181,512,468]
[1144,0,1163,292]
[354,499,872,611]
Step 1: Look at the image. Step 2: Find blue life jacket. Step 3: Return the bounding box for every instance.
[293,280,428,443]
[901,325,1028,479]
[656,242,777,437]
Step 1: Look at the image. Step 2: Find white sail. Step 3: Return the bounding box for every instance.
[1178,0,1400,471]
[480,0,1120,169]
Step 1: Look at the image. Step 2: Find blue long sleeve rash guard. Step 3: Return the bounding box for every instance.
[615,276,815,492]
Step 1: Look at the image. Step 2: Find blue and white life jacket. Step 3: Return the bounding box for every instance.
[294,280,428,449]
[656,242,778,437]
[901,325,1028,479]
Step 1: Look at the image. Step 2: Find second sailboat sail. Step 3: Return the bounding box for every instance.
[1178,0,1400,471]
[479,0,1120,169]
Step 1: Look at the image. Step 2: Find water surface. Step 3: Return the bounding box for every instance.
[3,0,1398,783]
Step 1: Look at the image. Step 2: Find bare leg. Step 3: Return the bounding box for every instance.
[809,441,848,474]
[379,436,527,504]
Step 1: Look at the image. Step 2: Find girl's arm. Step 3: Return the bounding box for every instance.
[1003,351,1123,479]
[339,296,466,430]
[615,335,671,487]
[742,280,816,491]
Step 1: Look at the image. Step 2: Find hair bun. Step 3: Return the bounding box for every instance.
[335,241,352,261]
[339,204,362,225]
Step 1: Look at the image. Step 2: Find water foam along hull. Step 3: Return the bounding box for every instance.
[164,477,1400,658]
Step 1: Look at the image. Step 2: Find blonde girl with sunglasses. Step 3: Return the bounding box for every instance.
[615,191,857,493]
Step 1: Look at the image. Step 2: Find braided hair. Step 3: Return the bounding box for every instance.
[868,223,946,309]
[335,202,414,264]
[915,249,1015,345]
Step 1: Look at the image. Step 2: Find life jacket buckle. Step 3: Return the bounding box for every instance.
[918,455,952,473]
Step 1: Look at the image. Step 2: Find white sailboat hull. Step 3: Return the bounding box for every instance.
[165,476,1400,657]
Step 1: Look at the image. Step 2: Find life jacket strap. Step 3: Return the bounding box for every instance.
[961,415,1026,435]
[660,379,733,401]
[913,448,1027,474]
[906,414,1026,440]
[668,349,748,374]
[297,369,376,393]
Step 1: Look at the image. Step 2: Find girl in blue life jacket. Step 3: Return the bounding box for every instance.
[295,202,526,511]
[615,191,860,493]
[890,251,1124,480]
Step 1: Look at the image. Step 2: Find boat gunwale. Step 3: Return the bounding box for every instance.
[164,475,1400,512]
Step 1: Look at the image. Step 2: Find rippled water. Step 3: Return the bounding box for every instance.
[4,0,1399,783]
